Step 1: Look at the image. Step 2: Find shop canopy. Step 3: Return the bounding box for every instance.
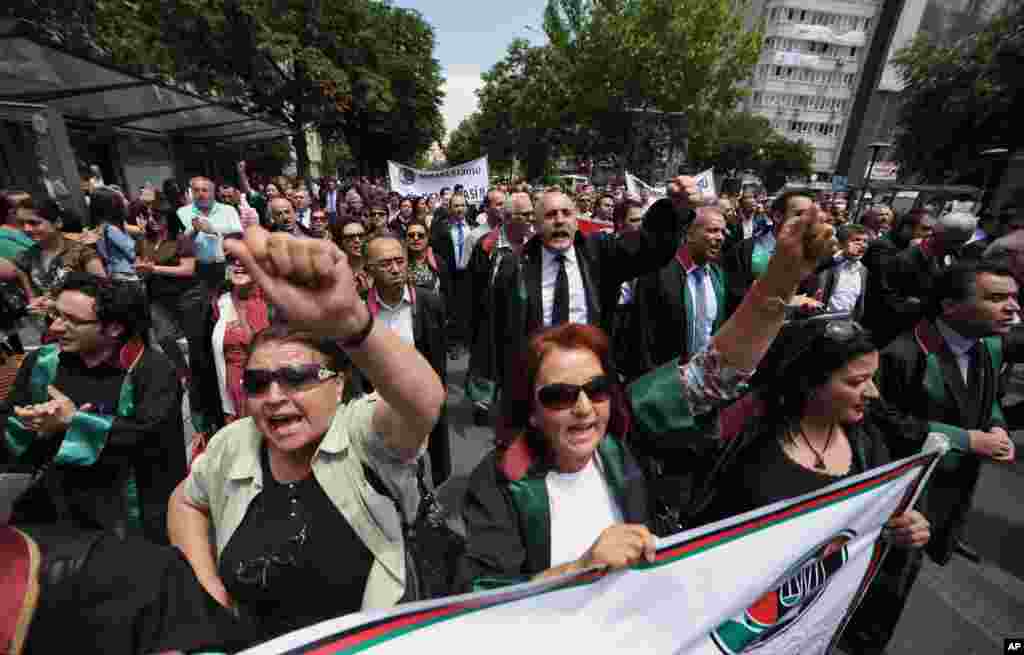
[0,20,291,145]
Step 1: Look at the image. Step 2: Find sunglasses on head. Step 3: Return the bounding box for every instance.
[536,375,614,410]
[242,364,338,395]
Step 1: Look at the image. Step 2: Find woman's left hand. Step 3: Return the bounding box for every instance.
[884,510,930,549]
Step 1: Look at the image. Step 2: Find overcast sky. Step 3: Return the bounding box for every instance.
[393,1,548,137]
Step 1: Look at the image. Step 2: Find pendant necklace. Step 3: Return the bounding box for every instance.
[799,422,835,470]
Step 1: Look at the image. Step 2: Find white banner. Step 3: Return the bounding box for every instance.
[242,441,946,655]
[695,168,717,200]
[625,171,665,198]
[388,157,489,205]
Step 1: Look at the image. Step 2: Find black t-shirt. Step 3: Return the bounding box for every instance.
[219,447,374,642]
[703,421,888,524]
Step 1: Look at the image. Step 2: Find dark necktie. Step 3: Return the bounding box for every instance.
[455,221,465,264]
[552,252,570,325]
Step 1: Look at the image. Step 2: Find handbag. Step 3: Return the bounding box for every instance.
[363,460,465,602]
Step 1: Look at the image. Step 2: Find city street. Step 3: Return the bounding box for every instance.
[440,353,1024,653]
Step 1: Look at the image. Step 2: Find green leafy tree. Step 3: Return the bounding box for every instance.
[892,4,1022,182]
[542,0,764,166]
[5,0,444,178]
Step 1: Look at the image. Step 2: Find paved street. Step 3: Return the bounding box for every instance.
[440,353,1024,653]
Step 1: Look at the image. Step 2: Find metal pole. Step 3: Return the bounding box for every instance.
[859,146,881,221]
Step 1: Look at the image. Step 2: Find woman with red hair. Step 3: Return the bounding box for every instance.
[454,205,838,590]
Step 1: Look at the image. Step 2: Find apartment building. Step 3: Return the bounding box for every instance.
[742,0,882,176]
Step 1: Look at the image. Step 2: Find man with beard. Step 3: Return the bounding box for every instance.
[724,189,772,252]
[2,273,185,543]
[362,234,450,483]
[466,191,534,424]
[630,206,728,379]
[490,177,699,395]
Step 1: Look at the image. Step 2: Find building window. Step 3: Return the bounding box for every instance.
[787,8,794,20]
[849,46,857,58]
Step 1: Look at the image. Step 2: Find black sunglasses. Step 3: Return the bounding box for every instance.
[242,364,338,396]
[536,375,614,411]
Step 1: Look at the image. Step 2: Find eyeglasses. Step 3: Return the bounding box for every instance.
[406,232,426,240]
[242,364,338,396]
[536,374,614,411]
[369,210,388,218]
[47,309,100,328]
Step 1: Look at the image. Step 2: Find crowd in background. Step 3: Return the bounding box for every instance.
[1,160,1022,655]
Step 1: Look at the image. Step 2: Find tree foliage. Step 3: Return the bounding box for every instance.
[688,111,813,191]
[892,4,1023,182]
[455,0,763,178]
[4,0,444,178]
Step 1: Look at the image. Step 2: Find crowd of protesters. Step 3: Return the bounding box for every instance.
[0,160,1021,655]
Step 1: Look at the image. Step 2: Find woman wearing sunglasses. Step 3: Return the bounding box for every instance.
[168,225,446,642]
[454,203,839,590]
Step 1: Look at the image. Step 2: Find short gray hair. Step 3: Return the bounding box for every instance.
[936,211,978,238]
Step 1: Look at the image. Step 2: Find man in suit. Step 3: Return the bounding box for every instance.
[318,177,341,222]
[883,211,977,343]
[430,192,473,358]
[630,205,728,380]
[723,190,814,316]
[491,176,699,397]
[363,233,450,483]
[799,223,870,321]
[847,260,1019,653]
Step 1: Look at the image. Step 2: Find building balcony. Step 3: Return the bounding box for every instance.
[765,22,868,47]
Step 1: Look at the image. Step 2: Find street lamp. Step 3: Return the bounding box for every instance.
[858,141,892,220]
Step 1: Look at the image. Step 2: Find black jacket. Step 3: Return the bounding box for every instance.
[878,322,1017,564]
[722,237,758,317]
[491,197,688,392]
[798,257,869,322]
[629,255,727,379]
[2,346,185,544]
[454,435,648,591]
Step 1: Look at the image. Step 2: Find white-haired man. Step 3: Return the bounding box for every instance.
[885,211,978,339]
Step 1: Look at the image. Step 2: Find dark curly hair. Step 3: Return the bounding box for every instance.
[57,273,150,344]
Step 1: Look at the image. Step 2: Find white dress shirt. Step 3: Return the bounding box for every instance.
[542,245,588,326]
[546,457,623,567]
[449,219,471,270]
[936,319,977,383]
[325,190,338,213]
[826,257,864,314]
[686,265,718,354]
[376,286,416,346]
[177,202,242,263]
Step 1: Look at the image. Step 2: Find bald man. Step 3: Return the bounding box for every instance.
[630,206,728,379]
[490,178,699,394]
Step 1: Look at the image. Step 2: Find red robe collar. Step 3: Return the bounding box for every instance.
[366,283,416,317]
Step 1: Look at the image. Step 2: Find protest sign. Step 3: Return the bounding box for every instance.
[695,168,716,199]
[241,440,946,655]
[624,171,665,198]
[388,157,489,205]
